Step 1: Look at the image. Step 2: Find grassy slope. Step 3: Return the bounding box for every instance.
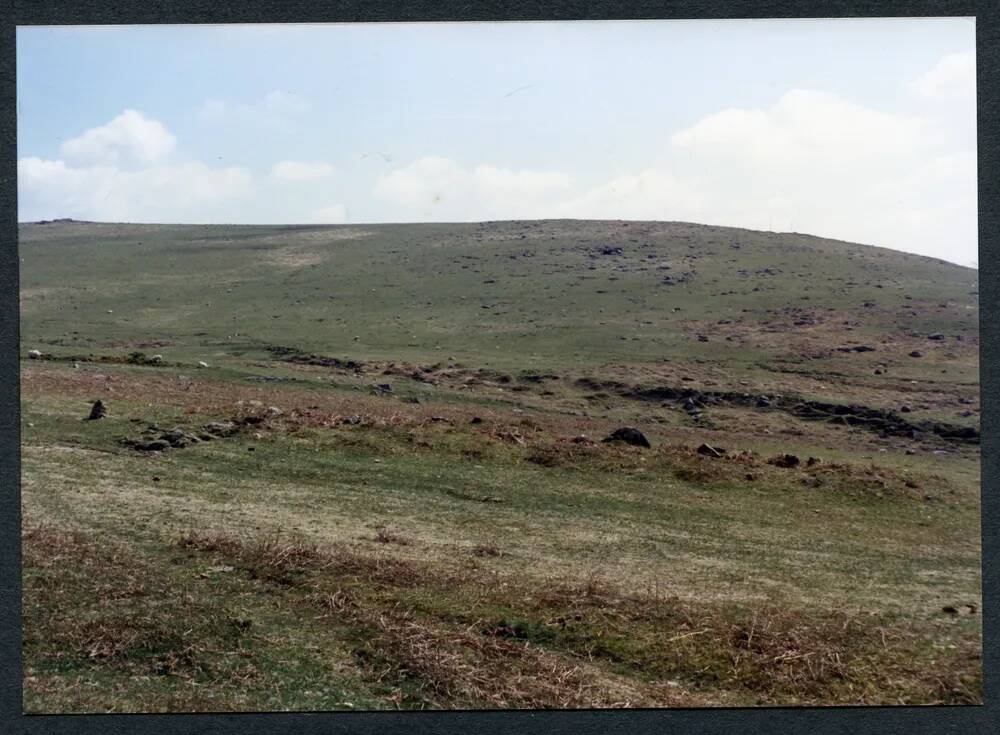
[19,220,981,711]
[19,219,978,369]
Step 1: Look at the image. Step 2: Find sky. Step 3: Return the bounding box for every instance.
[16,18,977,265]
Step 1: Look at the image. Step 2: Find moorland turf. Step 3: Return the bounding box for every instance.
[19,219,981,710]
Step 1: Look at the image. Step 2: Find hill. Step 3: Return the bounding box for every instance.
[19,219,978,368]
[19,219,981,710]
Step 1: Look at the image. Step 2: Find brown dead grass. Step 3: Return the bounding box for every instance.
[176,530,699,707]
[22,524,248,685]
[176,530,981,707]
[351,607,669,708]
[175,530,442,590]
[21,520,983,711]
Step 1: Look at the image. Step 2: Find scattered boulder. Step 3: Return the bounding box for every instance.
[768,453,800,468]
[598,245,624,256]
[939,426,979,440]
[696,443,725,458]
[27,349,42,360]
[198,361,209,368]
[908,351,922,358]
[204,420,239,437]
[85,400,107,421]
[141,425,206,449]
[470,416,484,424]
[927,333,946,341]
[602,427,651,448]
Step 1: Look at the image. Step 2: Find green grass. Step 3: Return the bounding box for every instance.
[20,220,977,374]
[19,219,980,710]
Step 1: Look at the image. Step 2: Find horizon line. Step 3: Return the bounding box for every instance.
[18,217,979,269]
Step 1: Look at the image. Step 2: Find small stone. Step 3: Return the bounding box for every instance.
[85,400,107,421]
[204,421,238,437]
[768,453,800,468]
[696,443,725,458]
[602,427,651,448]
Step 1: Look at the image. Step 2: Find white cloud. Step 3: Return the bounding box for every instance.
[59,109,176,166]
[909,51,975,100]
[18,156,253,223]
[671,89,934,166]
[271,160,335,181]
[19,110,252,223]
[308,203,348,223]
[375,156,572,219]
[555,83,976,264]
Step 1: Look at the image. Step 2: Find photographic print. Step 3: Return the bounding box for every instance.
[17,18,981,712]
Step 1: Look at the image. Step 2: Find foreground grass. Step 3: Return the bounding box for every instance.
[23,523,981,712]
[21,362,982,710]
